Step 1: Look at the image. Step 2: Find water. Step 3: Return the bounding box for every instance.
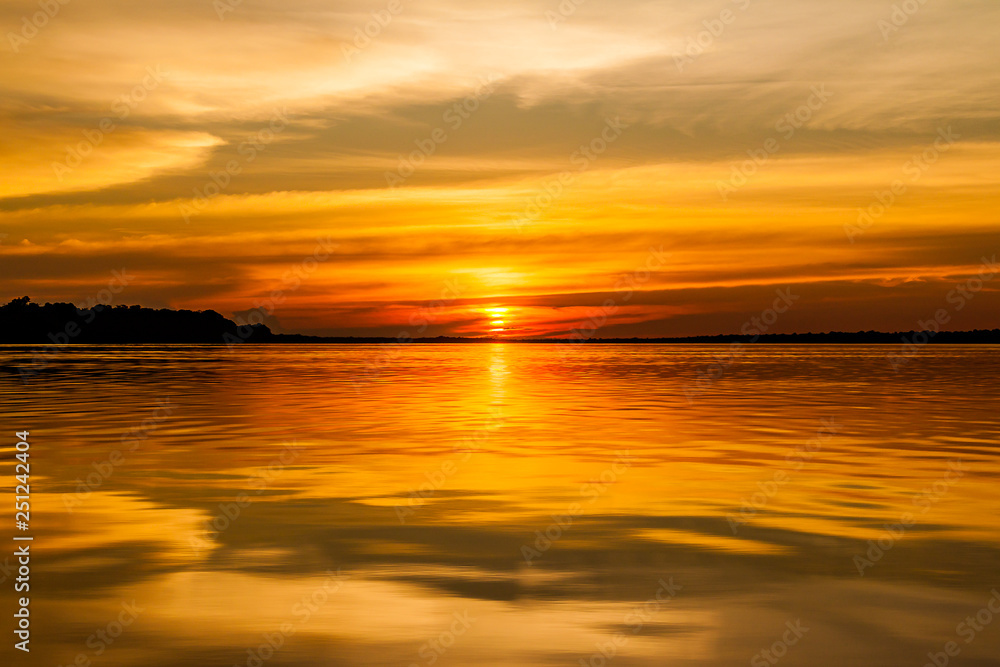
[1,344,999,666]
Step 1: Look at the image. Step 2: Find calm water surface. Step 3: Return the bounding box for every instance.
[1,345,999,666]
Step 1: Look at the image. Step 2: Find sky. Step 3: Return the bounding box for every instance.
[1,0,998,337]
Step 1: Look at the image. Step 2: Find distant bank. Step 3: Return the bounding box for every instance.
[2,297,999,345]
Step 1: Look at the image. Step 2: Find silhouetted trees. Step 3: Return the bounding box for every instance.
[2,296,999,344]
[0,297,274,344]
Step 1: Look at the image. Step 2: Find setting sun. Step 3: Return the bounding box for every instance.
[485,307,511,336]
[2,1,999,665]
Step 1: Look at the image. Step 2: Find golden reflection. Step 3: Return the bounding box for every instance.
[8,345,1000,666]
[489,342,509,400]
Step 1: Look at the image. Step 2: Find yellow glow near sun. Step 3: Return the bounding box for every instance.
[485,307,510,333]
[486,307,510,335]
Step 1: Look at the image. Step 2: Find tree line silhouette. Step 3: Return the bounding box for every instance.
[2,296,999,344]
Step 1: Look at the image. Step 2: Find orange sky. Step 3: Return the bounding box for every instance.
[1,0,998,337]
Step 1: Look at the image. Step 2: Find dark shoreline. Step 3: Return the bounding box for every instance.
[3,297,999,345]
[4,333,1000,346]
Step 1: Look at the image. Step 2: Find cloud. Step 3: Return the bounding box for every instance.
[1,0,998,334]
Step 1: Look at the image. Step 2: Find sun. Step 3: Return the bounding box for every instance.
[484,307,510,334]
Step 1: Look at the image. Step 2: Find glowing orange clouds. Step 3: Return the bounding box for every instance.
[1,1,999,337]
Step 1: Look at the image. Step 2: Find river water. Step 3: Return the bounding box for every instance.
[1,344,998,666]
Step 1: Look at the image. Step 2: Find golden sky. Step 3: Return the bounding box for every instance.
[1,0,998,336]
